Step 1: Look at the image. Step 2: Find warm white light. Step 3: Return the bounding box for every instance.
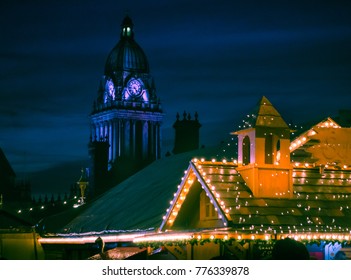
[134,233,192,243]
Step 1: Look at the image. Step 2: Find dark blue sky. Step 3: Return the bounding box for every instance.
[1,0,351,182]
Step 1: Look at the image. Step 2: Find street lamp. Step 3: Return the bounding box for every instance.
[77,168,89,205]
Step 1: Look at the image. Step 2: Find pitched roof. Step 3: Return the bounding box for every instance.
[0,209,33,230]
[51,148,218,235]
[161,159,351,236]
[235,96,289,132]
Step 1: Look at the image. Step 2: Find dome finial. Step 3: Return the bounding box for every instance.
[121,15,134,38]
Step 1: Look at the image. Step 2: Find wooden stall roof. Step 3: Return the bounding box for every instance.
[162,160,351,235]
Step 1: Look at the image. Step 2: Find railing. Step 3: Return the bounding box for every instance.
[93,100,162,113]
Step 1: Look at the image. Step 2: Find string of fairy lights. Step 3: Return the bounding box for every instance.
[163,159,351,234]
[7,195,84,216]
[35,111,351,252]
[158,112,351,244]
[11,108,351,248]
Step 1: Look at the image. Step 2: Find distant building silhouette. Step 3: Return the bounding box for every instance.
[173,111,201,154]
[0,148,31,205]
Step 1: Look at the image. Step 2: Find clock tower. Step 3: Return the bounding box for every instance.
[89,16,163,195]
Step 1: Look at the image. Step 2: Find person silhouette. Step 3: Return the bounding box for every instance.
[334,250,347,260]
[271,238,310,260]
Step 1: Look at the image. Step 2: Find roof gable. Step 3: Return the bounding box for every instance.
[290,117,351,167]
[160,160,232,231]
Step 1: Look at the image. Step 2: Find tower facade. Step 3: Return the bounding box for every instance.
[90,16,163,193]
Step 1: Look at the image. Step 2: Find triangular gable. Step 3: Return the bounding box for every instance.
[289,117,351,167]
[255,96,289,128]
[159,159,232,231]
[233,96,289,134]
[289,117,341,153]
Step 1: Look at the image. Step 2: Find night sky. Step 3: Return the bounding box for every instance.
[1,0,351,193]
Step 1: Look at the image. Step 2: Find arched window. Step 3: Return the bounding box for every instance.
[275,139,281,162]
[243,136,250,165]
[265,135,273,164]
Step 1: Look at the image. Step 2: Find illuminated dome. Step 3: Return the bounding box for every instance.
[105,16,149,76]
